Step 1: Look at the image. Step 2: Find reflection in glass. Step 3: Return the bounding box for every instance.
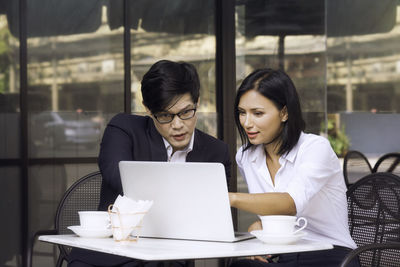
[122,0,217,137]
[25,1,124,158]
[327,1,400,157]
[29,163,98,267]
[28,165,67,234]
[0,14,20,159]
[235,0,326,231]
[0,7,21,267]
[0,167,21,267]
[234,0,400,231]
[29,111,103,157]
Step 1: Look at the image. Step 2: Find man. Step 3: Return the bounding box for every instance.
[68,60,231,267]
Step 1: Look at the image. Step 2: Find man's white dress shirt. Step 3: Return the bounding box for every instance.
[163,133,194,162]
[236,132,357,249]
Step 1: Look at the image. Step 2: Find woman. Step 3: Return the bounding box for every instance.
[229,68,359,267]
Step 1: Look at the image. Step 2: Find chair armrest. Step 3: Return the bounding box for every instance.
[27,229,58,267]
[340,242,400,267]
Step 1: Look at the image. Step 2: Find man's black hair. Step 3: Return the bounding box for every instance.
[141,60,200,114]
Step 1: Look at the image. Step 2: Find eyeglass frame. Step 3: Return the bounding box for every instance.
[152,107,197,124]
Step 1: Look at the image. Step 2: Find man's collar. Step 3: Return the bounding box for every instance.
[146,116,168,161]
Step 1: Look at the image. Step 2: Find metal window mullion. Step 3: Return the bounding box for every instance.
[216,0,237,227]
[19,0,29,265]
[124,0,132,114]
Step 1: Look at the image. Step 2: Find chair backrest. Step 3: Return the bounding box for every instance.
[372,153,400,176]
[343,150,373,188]
[346,172,400,266]
[54,171,102,260]
[340,242,400,267]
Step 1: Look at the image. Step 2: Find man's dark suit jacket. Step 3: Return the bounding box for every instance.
[68,113,231,266]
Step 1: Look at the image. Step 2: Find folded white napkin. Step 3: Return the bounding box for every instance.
[111,195,153,214]
[110,195,153,240]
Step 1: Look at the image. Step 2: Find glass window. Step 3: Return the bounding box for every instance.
[235,0,326,231]
[0,6,21,267]
[29,163,98,266]
[118,0,218,136]
[327,1,400,178]
[0,167,21,267]
[25,1,217,265]
[0,11,20,159]
[26,0,124,158]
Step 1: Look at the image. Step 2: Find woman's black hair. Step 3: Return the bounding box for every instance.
[141,60,200,114]
[234,68,306,155]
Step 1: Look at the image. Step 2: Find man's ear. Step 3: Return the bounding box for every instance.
[281,106,288,122]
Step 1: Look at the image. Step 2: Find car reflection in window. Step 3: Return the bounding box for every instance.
[31,111,102,149]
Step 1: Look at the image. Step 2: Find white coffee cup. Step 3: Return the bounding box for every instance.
[78,211,110,229]
[260,215,307,235]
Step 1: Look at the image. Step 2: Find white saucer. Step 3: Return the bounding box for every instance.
[250,230,306,245]
[68,225,112,238]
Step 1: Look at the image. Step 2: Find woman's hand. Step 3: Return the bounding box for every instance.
[227,192,296,215]
[248,220,262,232]
[228,192,236,206]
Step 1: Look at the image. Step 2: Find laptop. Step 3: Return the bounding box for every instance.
[119,161,254,242]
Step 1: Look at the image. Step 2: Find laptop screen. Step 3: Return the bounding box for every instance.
[119,161,237,242]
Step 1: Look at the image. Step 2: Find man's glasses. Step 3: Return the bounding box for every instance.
[153,108,197,124]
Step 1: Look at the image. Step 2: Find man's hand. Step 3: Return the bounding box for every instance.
[247,220,276,263]
[247,255,269,263]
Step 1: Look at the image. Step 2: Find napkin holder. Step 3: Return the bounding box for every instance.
[107,204,147,242]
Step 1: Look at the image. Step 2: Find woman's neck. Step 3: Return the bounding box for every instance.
[263,142,280,162]
[264,142,281,186]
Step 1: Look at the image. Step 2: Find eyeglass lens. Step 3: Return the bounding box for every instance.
[155,109,196,123]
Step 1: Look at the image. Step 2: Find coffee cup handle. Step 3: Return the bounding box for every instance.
[293,217,307,234]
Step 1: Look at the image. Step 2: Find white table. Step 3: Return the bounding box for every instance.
[39,235,333,261]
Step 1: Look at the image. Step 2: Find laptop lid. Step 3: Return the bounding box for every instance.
[119,161,252,242]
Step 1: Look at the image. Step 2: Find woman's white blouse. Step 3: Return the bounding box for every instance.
[236,132,357,249]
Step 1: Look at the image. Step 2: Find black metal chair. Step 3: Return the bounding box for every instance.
[372,153,400,176]
[343,150,373,188]
[341,172,400,267]
[28,171,103,267]
[27,171,195,267]
[340,242,400,267]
